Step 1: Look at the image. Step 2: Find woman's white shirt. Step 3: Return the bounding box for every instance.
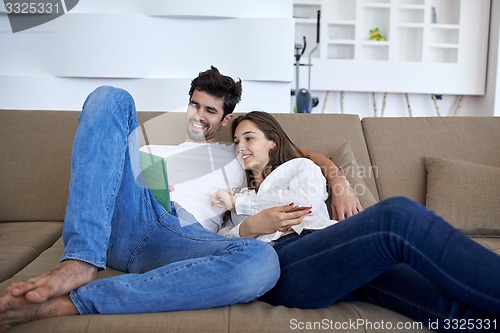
[218,158,338,242]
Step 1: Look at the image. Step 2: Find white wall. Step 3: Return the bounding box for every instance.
[1,0,498,117]
[0,0,294,113]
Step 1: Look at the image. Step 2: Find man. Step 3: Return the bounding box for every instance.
[0,67,360,331]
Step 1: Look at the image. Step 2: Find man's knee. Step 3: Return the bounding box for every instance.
[83,86,135,113]
[89,85,132,100]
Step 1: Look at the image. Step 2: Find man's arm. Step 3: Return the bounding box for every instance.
[301,149,362,221]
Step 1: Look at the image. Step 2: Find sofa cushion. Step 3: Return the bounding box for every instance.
[268,113,379,201]
[228,300,433,333]
[137,112,380,201]
[3,234,495,332]
[331,143,377,209]
[3,300,433,333]
[0,110,380,223]
[0,221,63,282]
[424,157,500,236]
[474,238,500,255]
[362,117,500,205]
[0,110,80,222]
[0,238,434,333]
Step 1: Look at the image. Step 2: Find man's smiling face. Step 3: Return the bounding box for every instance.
[186,89,233,143]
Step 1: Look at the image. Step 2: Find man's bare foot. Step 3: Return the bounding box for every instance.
[0,292,78,333]
[5,260,97,304]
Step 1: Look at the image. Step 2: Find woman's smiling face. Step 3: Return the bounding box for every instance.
[233,120,276,173]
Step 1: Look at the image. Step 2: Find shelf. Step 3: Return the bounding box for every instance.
[362,41,390,46]
[398,0,425,4]
[325,0,355,21]
[292,0,489,94]
[294,18,318,24]
[430,0,461,25]
[329,20,356,25]
[429,28,459,44]
[430,24,460,30]
[429,43,459,49]
[398,23,425,28]
[295,19,321,58]
[363,3,391,9]
[397,27,423,62]
[327,40,355,45]
[328,23,355,39]
[397,4,426,10]
[293,3,321,19]
[361,44,389,61]
[362,7,391,42]
[397,7,424,23]
[327,44,354,59]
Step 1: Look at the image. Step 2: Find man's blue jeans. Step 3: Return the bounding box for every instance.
[263,197,500,330]
[61,86,280,314]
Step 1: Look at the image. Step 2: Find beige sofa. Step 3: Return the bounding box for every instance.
[1,110,499,333]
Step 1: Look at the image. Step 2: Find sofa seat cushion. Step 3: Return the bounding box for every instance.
[0,221,63,282]
[424,157,500,236]
[3,300,432,333]
[1,238,433,333]
[473,237,500,255]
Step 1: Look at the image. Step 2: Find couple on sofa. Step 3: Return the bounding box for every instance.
[1,66,499,332]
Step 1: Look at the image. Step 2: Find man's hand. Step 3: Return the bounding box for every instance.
[299,149,363,221]
[330,177,363,221]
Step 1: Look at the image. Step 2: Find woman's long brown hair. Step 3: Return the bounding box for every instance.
[231,111,305,190]
[222,111,306,225]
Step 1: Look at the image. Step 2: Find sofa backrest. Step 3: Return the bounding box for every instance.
[139,112,379,200]
[362,117,500,204]
[0,110,377,222]
[0,110,80,222]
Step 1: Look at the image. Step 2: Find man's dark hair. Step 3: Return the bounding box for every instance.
[189,66,242,119]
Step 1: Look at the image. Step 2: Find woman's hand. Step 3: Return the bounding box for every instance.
[239,203,311,238]
[212,189,235,211]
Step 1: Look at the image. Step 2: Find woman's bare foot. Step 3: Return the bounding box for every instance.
[0,293,78,333]
[5,260,97,304]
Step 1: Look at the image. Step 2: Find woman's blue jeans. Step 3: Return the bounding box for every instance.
[263,197,500,331]
[60,86,280,314]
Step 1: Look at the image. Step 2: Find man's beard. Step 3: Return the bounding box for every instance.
[186,118,221,142]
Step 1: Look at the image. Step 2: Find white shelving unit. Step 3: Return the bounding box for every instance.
[293,0,491,95]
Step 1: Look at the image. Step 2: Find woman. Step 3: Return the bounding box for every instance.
[212,111,500,330]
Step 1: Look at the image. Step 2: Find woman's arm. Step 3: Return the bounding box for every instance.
[238,205,309,238]
[216,203,309,238]
[216,159,324,238]
[234,159,326,217]
[301,149,362,221]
